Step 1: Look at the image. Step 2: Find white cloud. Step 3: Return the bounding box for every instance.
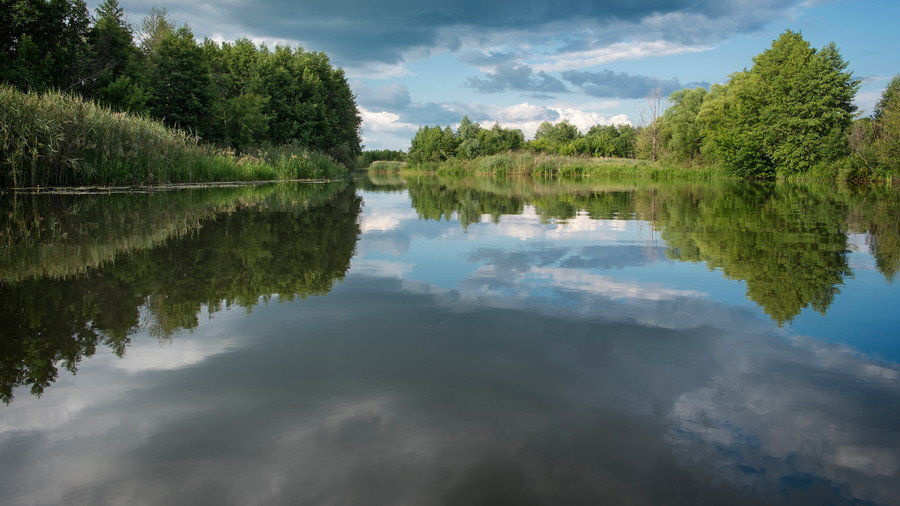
[359,108,417,133]
[527,266,706,300]
[533,40,711,72]
[479,103,632,139]
[350,259,415,278]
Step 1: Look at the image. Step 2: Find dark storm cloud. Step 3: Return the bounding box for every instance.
[563,69,709,98]
[114,0,817,65]
[465,63,570,94]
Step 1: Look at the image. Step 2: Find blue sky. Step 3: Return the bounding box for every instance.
[104,0,900,149]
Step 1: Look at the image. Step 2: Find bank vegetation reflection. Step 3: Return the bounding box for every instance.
[0,183,361,403]
[400,174,899,324]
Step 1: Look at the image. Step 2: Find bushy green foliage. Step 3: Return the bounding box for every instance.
[408,118,526,162]
[409,125,460,162]
[0,86,342,186]
[696,31,858,176]
[357,149,407,168]
[658,88,707,161]
[148,26,213,134]
[83,0,149,113]
[404,152,710,179]
[534,121,579,144]
[558,124,638,158]
[874,75,900,120]
[0,0,362,170]
[872,83,900,175]
[366,160,407,171]
[0,0,92,92]
[478,123,525,156]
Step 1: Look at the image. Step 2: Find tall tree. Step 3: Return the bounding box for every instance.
[147,26,212,134]
[85,0,148,111]
[659,87,707,161]
[698,31,859,176]
[0,0,92,91]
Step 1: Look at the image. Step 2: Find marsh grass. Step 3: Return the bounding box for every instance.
[402,152,722,180]
[365,160,407,171]
[0,86,345,187]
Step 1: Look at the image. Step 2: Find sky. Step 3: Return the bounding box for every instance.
[100,0,900,149]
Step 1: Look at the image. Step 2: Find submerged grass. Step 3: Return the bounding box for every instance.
[0,86,345,187]
[398,152,723,180]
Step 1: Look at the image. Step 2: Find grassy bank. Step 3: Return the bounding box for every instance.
[0,86,345,187]
[371,152,723,180]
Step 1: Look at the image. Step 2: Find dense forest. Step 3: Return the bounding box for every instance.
[0,0,362,186]
[402,31,898,181]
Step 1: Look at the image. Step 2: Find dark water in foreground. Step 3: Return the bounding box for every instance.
[1,176,899,505]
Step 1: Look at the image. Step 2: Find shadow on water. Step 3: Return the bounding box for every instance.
[0,182,362,403]
[396,173,900,324]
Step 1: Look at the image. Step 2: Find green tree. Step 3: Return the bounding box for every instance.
[874,75,900,120]
[409,125,459,163]
[138,6,174,56]
[659,87,707,161]
[217,93,271,153]
[147,26,213,135]
[457,116,483,159]
[0,0,92,92]
[698,31,859,176]
[873,83,900,175]
[84,0,148,112]
[479,123,524,155]
[534,120,579,144]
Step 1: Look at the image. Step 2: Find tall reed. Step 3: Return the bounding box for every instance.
[401,152,722,180]
[0,86,346,187]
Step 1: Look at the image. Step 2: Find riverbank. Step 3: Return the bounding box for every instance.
[0,86,347,187]
[371,153,725,181]
[367,153,896,185]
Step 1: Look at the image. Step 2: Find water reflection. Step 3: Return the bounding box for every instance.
[0,183,361,402]
[401,175,899,323]
[0,176,898,505]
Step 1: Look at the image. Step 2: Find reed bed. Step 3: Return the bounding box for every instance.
[366,160,407,171]
[0,86,345,187]
[402,152,722,180]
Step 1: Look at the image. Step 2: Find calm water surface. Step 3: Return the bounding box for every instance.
[1,176,899,505]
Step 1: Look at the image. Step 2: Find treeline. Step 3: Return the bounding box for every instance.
[0,0,361,166]
[358,149,407,167]
[405,31,898,181]
[409,118,526,163]
[406,116,640,166]
[641,31,897,179]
